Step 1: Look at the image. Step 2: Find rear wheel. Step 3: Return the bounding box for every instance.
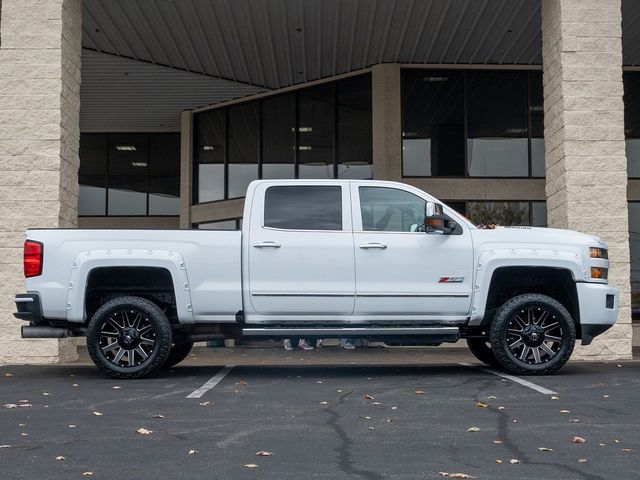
[490,293,575,375]
[87,296,172,379]
[162,341,194,368]
[466,338,500,367]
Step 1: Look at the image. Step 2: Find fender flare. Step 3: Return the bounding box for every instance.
[468,248,584,326]
[66,249,194,324]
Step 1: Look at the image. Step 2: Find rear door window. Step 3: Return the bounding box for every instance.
[264,186,342,230]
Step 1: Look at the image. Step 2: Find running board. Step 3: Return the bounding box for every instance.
[242,326,459,339]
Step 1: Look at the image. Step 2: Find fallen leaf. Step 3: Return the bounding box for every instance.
[152,414,165,419]
[372,401,382,405]
[68,424,76,428]
[551,396,559,400]
[112,386,122,389]
[364,394,375,400]
[0,445,11,448]
[622,448,631,452]
[93,411,103,416]
[72,384,78,387]
[614,439,620,444]
[415,390,426,395]
[578,458,588,463]
[391,406,398,410]
[320,401,328,405]
[4,373,13,377]
[467,427,481,432]
[498,406,505,411]
[237,380,248,386]
[42,392,51,396]
[3,404,17,409]
[198,401,210,406]
[19,404,32,408]
[368,426,375,430]
[188,449,199,455]
[136,427,152,435]
[493,440,503,444]
[570,419,580,423]
[244,464,259,469]
[487,396,496,400]
[20,433,28,436]
[573,436,586,444]
[82,472,94,477]
[538,447,553,452]
[19,424,25,427]
[363,416,371,420]
[316,381,323,384]
[55,456,66,461]
[337,389,343,393]
[256,451,272,456]
[19,400,29,403]
[476,401,488,408]
[438,473,472,478]
[603,395,610,399]
[509,459,520,464]
[598,443,606,447]
[560,410,571,414]
[496,459,502,464]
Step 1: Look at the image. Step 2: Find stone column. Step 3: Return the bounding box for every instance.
[0,0,82,363]
[179,110,193,229]
[371,64,402,181]
[541,0,632,359]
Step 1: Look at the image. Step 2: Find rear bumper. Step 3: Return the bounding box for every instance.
[13,293,43,322]
[576,283,618,345]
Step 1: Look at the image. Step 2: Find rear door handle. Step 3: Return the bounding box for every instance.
[359,243,387,250]
[253,241,281,248]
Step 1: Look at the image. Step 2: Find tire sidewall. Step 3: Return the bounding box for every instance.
[490,294,576,375]
[87,296,173,378]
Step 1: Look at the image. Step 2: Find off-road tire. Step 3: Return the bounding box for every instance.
[466,338,501,367]
[162,341,194,368]
[490,293,575,375]
[87,296,172,379]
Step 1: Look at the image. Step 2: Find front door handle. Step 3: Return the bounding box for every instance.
[253,241,281,249]
[359,243,387,250]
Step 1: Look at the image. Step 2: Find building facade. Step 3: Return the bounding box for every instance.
[0,0,638,363]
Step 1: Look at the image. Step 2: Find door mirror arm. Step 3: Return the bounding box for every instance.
[424,202,456,234]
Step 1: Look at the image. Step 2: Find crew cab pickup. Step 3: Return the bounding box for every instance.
[15,180,618,378]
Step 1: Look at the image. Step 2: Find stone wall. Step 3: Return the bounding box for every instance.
[541,0,632,359]
[0,0,82,364]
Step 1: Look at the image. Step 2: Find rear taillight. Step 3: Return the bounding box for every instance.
[24,240,43,278]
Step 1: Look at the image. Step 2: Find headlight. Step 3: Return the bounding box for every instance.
[590,247,608,259]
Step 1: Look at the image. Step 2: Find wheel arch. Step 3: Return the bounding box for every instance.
[67,249,194,325]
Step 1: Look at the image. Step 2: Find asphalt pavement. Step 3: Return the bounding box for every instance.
[1,351,639,479]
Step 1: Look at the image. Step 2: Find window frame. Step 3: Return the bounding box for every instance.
[400,69,544,180]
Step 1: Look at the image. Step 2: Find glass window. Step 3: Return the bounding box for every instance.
[108,134,148,215]
[228,103,259,198]
[531,201,548,227]
[467,71,529,177]
[530,72,545,177]
[629,203,640,319]
[624,73,640,178]
[298,85,335,179]
[402,70,465,177]
[467,201,530,227]
[196,219,240,230]
[359,187,426,232]
[338,75,373,179]
[262,94,296,179]
[78,134,107,215]
[264,186,342,230]
[149,134,180,215]
[196,109,226,202]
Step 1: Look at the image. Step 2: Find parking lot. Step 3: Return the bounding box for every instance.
[1,348,639,480]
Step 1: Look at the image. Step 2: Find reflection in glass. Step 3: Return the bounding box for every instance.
[530,73,545,177]
[79,134,107,215]
[108,134,148,215]
[624,73,640,178]
[298,85,335,179]
[196,109,226,202]
[228,103,259,198]
[338,75,372,179]
[402,70,465,176]
[531,201,548,227]
[467,71,529,177]
[627,140,640,178]
[197,219,239,230]
[262,94,295,179]
[149,134,180,215]
[467,202,529,227]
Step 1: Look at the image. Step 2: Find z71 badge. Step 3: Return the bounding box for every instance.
[439,276,465,283]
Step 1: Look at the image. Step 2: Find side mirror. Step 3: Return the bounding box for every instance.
[424,202,456,234]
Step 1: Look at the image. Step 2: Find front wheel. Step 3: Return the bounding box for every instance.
[87,296,173,379]
[490,293,576,375]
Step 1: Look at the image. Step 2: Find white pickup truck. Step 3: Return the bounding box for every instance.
[15,180,617,378]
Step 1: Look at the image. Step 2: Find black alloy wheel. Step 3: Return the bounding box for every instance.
[87,296,172,379]
[490,293,576,375]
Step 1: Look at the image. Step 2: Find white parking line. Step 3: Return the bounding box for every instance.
[459,363,558,395]
[186,365,235,399]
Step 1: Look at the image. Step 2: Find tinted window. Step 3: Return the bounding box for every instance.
[298,85,335,179]
[264,186,342,230]
[338,75,373,179]
[262,94,296,179]
[359,187,425,232]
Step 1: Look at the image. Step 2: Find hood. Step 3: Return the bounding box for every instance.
[469,226,606,250]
